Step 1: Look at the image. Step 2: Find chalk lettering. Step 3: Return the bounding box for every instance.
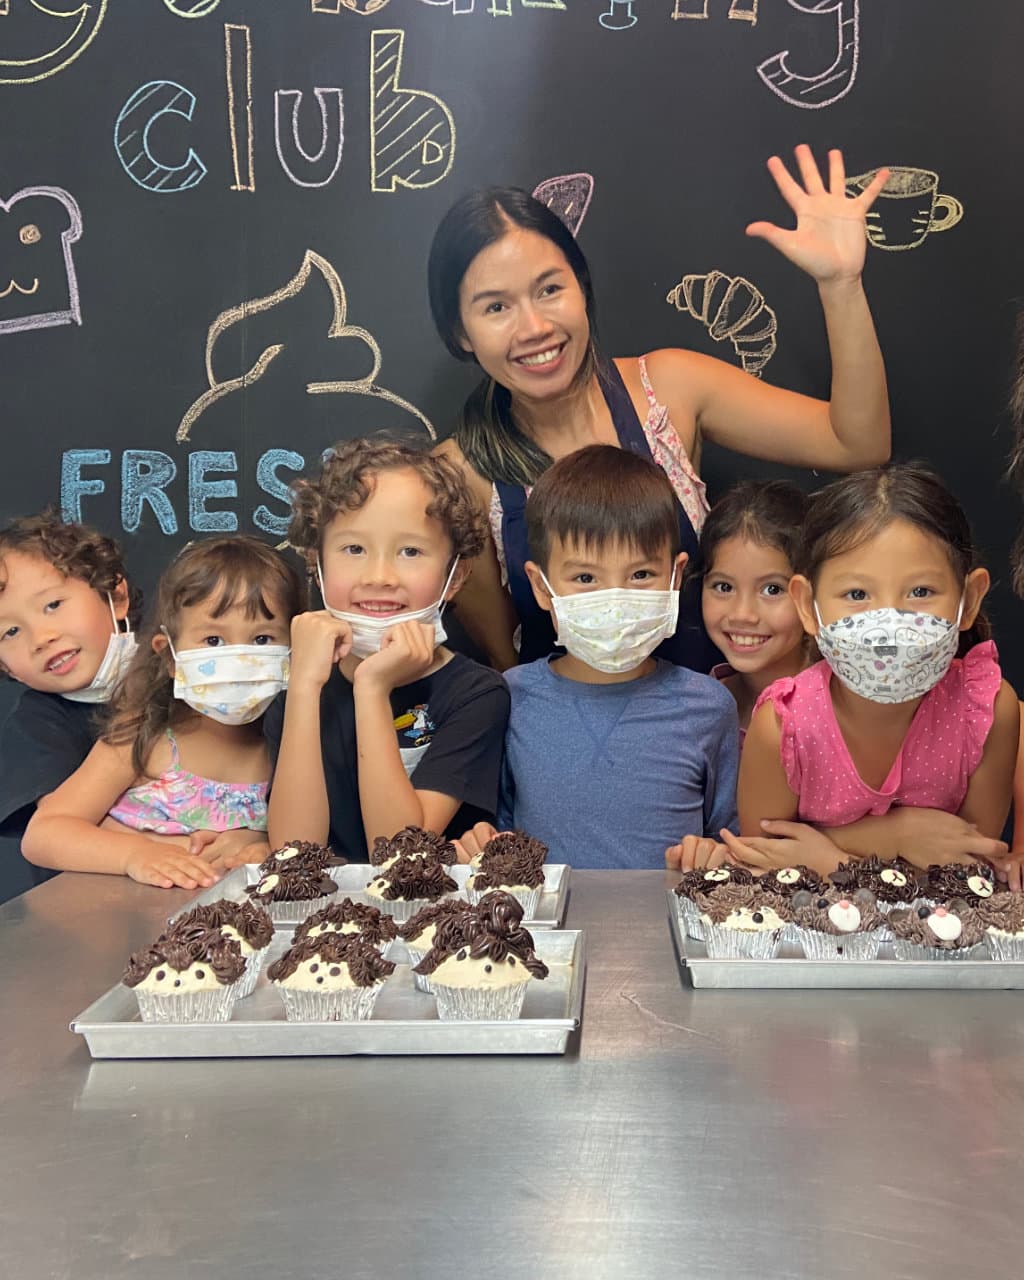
[0,0,108,85]
[61,449,110,523]
[757,0,859,109]
[254,449,306,537]
[274,89,345,189]
[122,451,178,535]
[189,451,238,532]
[370,30,455,192]
[225,22,255,191]
[114,82,207,193]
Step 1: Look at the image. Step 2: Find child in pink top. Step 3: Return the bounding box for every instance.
[726,463,1018,877]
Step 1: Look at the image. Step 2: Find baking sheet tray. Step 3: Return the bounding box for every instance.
[71,928,584,1059]
[172,863,569,929]
[667,892,1024,990]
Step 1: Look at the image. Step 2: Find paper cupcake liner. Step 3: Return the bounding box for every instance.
[891,940,988,962]
[404,944,434,994]
[373,894,457,924]
[466,884,542,918]
[275,983,382,1022]
[982,932,1024,962]
[431,980,530,1022]
[133,984,238,1024]
[235,947,268,1000]
[675,897,705,942]
[701,924,781,961]
[792,927,885,961]
[262,894,338,925]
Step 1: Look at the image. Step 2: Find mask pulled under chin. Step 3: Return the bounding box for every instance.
[541,570,680,674]
[813,599,964,705]
[62,596,138,705]
[316,559,457,659]
[165,634,291,725]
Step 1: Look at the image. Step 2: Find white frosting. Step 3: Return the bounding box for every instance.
[364,877,395,902]
[427,952,532,990]
[467,874,531,893]
[925,912,963,943]
[827,902,862,933]
[721,906,785,933]
[273,956,368,991]
[306,921,361,937]
[275,846,300,861]
[967,875,994,898]
[987,926,1024,940]
[255,873,280,896]
[703,868,730,882]
[220,924,255,956]
[136,961,226,994]
[775,868,802,885]
[404,921,438,948]
[880,868,908,887]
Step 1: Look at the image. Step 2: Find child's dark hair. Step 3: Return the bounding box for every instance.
[105,536,306,776]
[288,437,485,563]
[698,480,809,578]
[798,462,990,656]
[428,186,600,488]
[0,510,142,661]
[526,445,680,571]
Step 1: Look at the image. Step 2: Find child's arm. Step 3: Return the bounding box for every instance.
[957,681,1020,838]
[22,741,220,889]
[736,702,800,833]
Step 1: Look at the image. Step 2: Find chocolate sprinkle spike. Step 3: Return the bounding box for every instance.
[124,928,245,988]
[413,891,549,980]
[398,898,476,941]
[258,840,343,874]
[480,830,547,869]
[165,899,273,950]
[267,932,396,987]
[370,825,457,867]
[472,843,546,891]
[247,867,338,903]
[293,899,399,945]
[374,854,458,902]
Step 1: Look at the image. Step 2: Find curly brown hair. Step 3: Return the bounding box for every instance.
[288,438,485,563]
[105,536,307,777]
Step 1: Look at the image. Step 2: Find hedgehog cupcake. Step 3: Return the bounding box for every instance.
[466,831,547,917]
[398,898,478,993]
[258,840,340,874]
[369,825,457,871]
[123,927,246,1022]
[268,932,396,1021]
[291,899,399,951]
[165,899,274,998]
[364,854,459,922]
[246,865,339,923]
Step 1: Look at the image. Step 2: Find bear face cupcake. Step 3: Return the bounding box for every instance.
[973,894,1024,961]
[165,899,274,999]
[369,825,456,871]
[246,865,339,923]
[694,883,792,960]
[291,899,399,951]
[921,862,998,908]
[364,854,459,922]
[790,888,888,960]
[673,865,755,941]
[829,857,921,912]
[760,866,828,899]
[123,928,246,1022]
[258,840,340,874]
[888,900,987,960]
[268,932,396,1021]
[398,898,478,993]
[413,891,549,1021]
[466,831,547,918]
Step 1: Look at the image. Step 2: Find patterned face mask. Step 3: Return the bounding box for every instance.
[540,569,680,674]
[813,597,964,705]
[316,559,458,660]
[163,632,290,725]
[62,595,137,705]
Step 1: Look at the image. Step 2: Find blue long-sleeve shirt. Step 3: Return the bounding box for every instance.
[499,658,739,869]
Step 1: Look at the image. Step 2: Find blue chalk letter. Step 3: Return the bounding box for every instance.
[115,81,207,193]
[189,450,238,532]
[122,451,177,534]
[61,449,110,522]
[254,449,304,538]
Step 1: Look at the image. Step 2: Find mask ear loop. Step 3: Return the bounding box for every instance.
[159,625,179,663]
[437,558,461,617]
[315,558,330,609]
[106,591,134,638]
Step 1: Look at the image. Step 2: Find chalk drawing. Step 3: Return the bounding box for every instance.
[846,166,963,252]
[757,0,858,109]
[0,2,9,13]
[0,185,83,335]
[313,0,391,13]
[532,173,594,238]
[177,251,437,444]
[418,0,564,13]
[114,81,207,193]
[672,0,757,21]
[370,31,455,192]
[274,89,345,189]
[666,270,777,376]
[599,1,636,30]
[163,0,220,16]
[225,23,255,192]
[0,0,107,85]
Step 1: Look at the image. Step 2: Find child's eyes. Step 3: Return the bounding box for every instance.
[340,544,364,556]
[707,581,732,595]
[909,586,935,599]
[252,634,278,645]
[572,573,596,585]
[398,547,424,559]
[762,583,787,598]
[484,301,506,315]
[0,626,16,641]
[43,599,63,613]
[202,636,224,647]
[843,589,868,602]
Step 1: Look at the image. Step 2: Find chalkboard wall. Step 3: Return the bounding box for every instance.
[1,0,1023,681]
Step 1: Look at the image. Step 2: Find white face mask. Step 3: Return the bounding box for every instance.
[62,595,138,705]
[813,598,964,705]
[316,558,458,660]
[163,632,290,725]
[540,568,680,674]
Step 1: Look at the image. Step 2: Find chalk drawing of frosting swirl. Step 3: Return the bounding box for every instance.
[665,270,778,376]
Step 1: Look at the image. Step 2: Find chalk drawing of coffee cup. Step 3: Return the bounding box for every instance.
[846,167,963,252]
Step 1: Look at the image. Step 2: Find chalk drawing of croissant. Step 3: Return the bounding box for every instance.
[665,270,777,376]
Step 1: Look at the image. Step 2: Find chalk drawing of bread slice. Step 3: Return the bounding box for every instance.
[665,269,777,376]
[532,173,594,238]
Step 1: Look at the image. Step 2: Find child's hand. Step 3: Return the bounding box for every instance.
[992,853,1024,894]
[885,809,1007,870]
[188,829,270,870]
[354,620,436,694]
[665,835,728,872]
[719,823,840,876]
[289,611,353,692]
[452,822,499,864]
[122,842,223,890]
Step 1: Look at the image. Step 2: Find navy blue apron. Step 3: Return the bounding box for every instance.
[495,360,720,671]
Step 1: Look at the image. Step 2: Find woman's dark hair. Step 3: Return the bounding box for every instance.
[428,186,600,487]
[1005,311,1024,593]
[698,480,809,579]
[798,462,989,656]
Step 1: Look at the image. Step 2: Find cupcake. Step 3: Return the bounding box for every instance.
[829,857,921,913]
[921,862,998,908]
[413,891,549,1021]
[760,866,828,899]
[398,898,478,993]
[888,900,987,960]
[789,888,888,960]
[364,854,459,923]
[466,831,547,917]
[246,865,338,923]
[674,865,755,941]
[695,883,792,959]
[972,894,1024,961]
[268,933,395,1022]
[258,839,340,874]
[166,899,274,999]
[369,825,456,872]
[291,899,399,951]
[123,928,246,1022]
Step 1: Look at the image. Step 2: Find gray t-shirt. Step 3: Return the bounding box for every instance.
[499,658,739,869]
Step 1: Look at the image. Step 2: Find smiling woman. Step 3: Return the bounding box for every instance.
[428,148,892,673]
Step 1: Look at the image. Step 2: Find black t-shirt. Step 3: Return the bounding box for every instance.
[0,688,100,903]
[263,654,510,862]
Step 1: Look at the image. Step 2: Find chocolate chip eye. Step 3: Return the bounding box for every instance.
[329,966,341,977]
[310,963,319,973]
[509,956,516,966]
[816,898,829,910]
[457,949,467,961]
[316,976,324,985]
[918,906,930,919]
[484,964,492,973]
[155,969,166,982]
[195,969,205,980]
[174,979,181,988]
[752,912,764,924]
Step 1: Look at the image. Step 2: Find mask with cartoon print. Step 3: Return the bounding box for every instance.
[164,631,290,725]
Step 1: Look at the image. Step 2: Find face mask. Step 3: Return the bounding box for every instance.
[62,595,138,705]
[540,568,680,674]
[813,598,964,705]
[164,633,290,725]
[316,559,458,660]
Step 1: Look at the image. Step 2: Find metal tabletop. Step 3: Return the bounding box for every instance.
[2,869,1023,1280]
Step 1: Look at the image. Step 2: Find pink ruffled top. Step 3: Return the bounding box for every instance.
[752,641,1002,826]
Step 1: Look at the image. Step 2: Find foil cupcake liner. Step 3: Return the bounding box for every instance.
[675,897,705,943]
[700,924,782,961]
[274,983,382,1022]
[982,932,1024,962]
[466,884,542,918]
[404,944,433,994]
[373,894,457,924]
[891,940,988,962]
[431,980,530,1022]
[791,927,885,961]
[262,894,338,925]
[133,984,238,1024]
[235,947,268,1000]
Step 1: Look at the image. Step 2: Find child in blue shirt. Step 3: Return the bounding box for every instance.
[459,445,739,869]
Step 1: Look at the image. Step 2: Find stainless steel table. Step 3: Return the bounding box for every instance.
[2,870,1023,1280]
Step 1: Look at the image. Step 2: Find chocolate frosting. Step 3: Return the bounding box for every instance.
[123,928,245,988]
[792,889,886,936]
[267,932,396,986]
[471,845,545,890]
[368,855,457,902]
[924,863,997,902]
[480,830,547,868]
[246,867,338,903]
[293,899,399,945]
[398,897,476,941]
[694,882,793,926]
[369,825,457,866]
[762,866,827,897]
[829,856,921,902]
[888,903,986,950]
[166,899,273,950]
[258,840,342,873]
[974,894,1024,935]
[414,890,549,979]
[674,865,754,898]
